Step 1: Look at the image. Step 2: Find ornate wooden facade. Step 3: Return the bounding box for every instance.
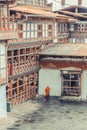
[69,21,87,43]
[0,0,17,86]
[5,0,87,105]
[0,0,18,119]
[6,2,68,105]
[55,4,87,44]
[1,0,87,106]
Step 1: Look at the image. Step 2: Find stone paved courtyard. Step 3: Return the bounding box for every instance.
[5,96,87,130]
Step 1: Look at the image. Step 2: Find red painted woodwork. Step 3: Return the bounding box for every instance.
[40,60,87,70]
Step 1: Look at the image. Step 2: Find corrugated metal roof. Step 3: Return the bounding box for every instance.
[10,5,68,19]
[60,5,87,11]
[24,5,51,11]
[39,44,87,57]
[58,10,87,19]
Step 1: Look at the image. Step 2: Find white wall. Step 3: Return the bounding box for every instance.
[39,68,87,101]
[0,85,7,119]
[81,71,87,100]
[39,69,61,96]
[85,38,87,43]
[48,0,87,11]
[0,44,6,82]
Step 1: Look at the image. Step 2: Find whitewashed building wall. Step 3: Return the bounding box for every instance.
[39,68,87,101]
[0,44,7,83]
[0,43,7,119]
[81,71,87,100]
[0,86,7,119]
[39,69,61,96]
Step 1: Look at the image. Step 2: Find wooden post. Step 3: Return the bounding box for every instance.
[34,47,36,65]
[28,74,30,98]
[23,76,25,101]
[4,16,7,30]
[34,73,36,96]
[16,78,19,103]
[12,14,14,30]
[10,80,12,102]
[0,6,2,30]
[18,49,20,73]
[7,4,9,30]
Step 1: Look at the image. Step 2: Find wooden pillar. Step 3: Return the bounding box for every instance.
[4,16,7,30]
[10,80,12,102]
[0,6,2,30]
[23,48,25,58]
[34,73,36,95]
[16,78,19,97]
[23,76,25,100]
[16,80,19,103]
[60,22,61,33]
[12,14,14,30]
[7,4,9,30]
[17,49,20,73]
[34,47,36,65]
[28,74,30,98]
[79,71,82,96]
[30,48,32,68]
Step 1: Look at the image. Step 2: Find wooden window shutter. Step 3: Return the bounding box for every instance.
[61,0,65,6]
[78,0,82,5]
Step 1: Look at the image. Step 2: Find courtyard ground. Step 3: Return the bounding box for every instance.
[0,96,87,130]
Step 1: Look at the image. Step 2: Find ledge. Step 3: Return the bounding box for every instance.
[0,31,18,40]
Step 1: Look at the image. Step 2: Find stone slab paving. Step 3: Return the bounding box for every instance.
[7,96,87,130]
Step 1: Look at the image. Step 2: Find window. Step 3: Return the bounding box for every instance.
[25,22,37,39]
[63,74,79,87]
[62,72,81,96]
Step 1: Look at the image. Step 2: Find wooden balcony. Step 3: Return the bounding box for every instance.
[0,30,18,40]
[70,30,87,37]
[16,37,53,43]
[58,33,69,38]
